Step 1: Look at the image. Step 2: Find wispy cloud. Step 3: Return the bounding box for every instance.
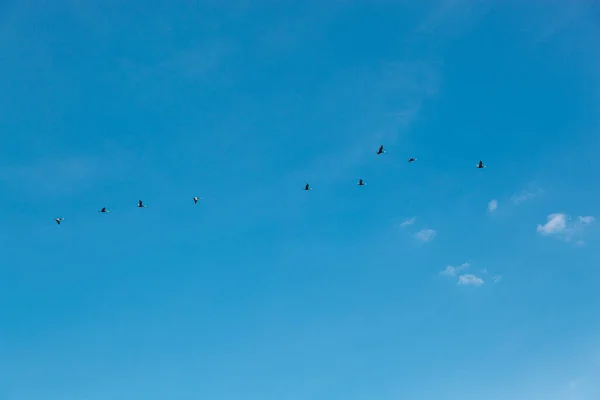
[492,275,502,283]
[282,60,442,186]
[510,186,543,205]
[280,0,493,188]
[511,191,536,204]
[0,154,128,197]
[529,1,597,44]
[537,213,595,242]
[119,40,233,100]
[458,274,484,286]
[416,0,493,42]
[400,217,417,227]
[440,262,470,276]
[415,228,437,243]
[488,199,498,212]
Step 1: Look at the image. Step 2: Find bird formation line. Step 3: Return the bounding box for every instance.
[54,197,202,225]
[302,145,486,195]
[53,146,485,225]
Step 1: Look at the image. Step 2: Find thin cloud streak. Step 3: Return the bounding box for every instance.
[510,186,543,205]
[400,217,417,227]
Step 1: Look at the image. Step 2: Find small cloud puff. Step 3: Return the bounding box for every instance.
[440,262,494,287]
[415,228,436,242]
[537,213,594,242]
[458,274,484,286]
[488,199,498,212]
[537,213,567,235]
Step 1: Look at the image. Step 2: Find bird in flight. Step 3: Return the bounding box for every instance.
[304,183,312,191]
[55,217,64,225]
[193,196,200,204]
[358,179,365,186]
[477,160,486,169]
[137,200,147,208]
[408,157,416,163]
[377,145,385,155]
[99,207,109,213]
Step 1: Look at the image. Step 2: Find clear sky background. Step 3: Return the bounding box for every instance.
[1,1,599,399]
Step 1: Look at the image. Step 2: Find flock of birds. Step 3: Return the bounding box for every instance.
[54,197,202,225]
[302,145,486,191]
[53,145,487,225]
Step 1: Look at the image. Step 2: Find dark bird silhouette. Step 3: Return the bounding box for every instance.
[477,160,486,169]
[304,183,312,191]
[99,207,109,213]
[55,217,64,225]
[408,157,416,163]
[193,196,200,204]
[137,200,147,208]
[358,179,365,186]
[377,145,385,155]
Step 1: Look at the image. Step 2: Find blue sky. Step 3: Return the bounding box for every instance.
[1,1,600,399]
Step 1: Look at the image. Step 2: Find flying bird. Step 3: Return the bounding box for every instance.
[408,157,416,163]
[55,217,64,225]
[193,196,200,204]
[304,183,312,191]
[137,200,147,208]
[99,207,109,213]
[377,145,385,155]
[477,160,486,169]
[358,179,365,186]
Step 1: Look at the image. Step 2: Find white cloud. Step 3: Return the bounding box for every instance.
[415,228,436,242]
[488,199,498,212]
[537,213,568,235]
[458,274,484,286]
[510,186,543,205]
[511,191,536,204]
[440,262,493,286]
[399,217,417,227]
[537,213,595,241]
[440,262,470,276]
